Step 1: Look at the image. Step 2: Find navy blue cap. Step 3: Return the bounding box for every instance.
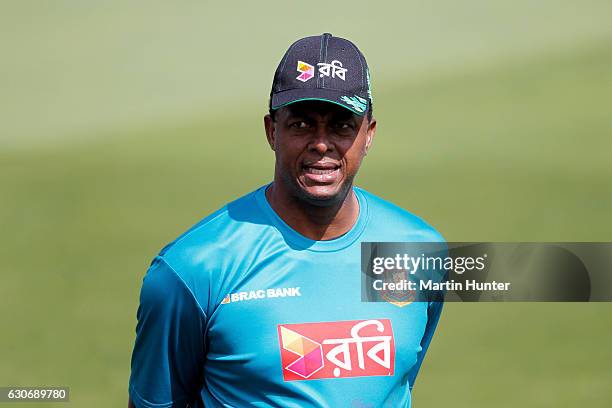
[270,33,372,116]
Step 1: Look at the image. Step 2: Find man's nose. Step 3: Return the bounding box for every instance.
[309,125,333,154]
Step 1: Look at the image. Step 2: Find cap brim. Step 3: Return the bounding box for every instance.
[271,88,368,116]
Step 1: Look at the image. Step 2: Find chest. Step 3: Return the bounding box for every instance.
[204,253,430,384]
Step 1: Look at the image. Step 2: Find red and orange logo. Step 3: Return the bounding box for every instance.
[277,319,395,381]
[296,61,314,82]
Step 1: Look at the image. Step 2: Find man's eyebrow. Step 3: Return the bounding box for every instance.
[285,108,307,118]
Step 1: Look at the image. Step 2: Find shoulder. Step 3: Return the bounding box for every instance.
[140,186,275,313]
[137,256,207,319]
[356,187,445,242]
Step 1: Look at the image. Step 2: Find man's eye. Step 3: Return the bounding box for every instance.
[290,121,309,129]
[335,123,353,130]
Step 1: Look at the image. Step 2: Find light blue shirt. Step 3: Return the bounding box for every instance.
[129,184,444,407]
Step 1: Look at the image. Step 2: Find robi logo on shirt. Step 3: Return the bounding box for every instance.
[277,319,395,381]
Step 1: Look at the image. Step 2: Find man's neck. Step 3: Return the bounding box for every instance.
[265,182,359,241]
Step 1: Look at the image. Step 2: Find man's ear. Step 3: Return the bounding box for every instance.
[364,118,376,155]
[264,114,276,151]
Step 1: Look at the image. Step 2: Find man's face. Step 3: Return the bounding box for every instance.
[264,100,376,206]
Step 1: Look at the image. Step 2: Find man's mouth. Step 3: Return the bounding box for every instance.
[302,162,341,184]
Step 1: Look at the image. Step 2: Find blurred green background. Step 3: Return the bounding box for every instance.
[1,1,611,407]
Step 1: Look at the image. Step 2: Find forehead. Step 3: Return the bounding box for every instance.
[278,100,357,120]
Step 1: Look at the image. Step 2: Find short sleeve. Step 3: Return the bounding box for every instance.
[129,256,207,408]
[406,300,444,390]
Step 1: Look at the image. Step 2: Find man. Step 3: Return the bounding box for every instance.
[128,33,444,408]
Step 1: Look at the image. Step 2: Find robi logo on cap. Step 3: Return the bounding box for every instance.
[296,60,349,83]
[296,61,314,82]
